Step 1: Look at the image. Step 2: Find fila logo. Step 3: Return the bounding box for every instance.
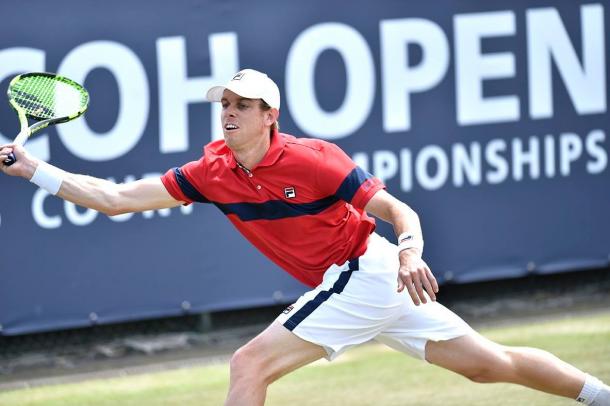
[232,72,245,81]
[284,187,296,199]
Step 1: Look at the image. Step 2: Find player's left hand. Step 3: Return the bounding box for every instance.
[397,248,439,305]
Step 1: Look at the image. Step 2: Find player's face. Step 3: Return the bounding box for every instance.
[220,90,269,150]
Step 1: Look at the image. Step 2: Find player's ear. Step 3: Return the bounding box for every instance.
[264,108,279,126]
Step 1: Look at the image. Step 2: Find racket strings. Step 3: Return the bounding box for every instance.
[13,77,59,118]
[12,89,55,118]
[10,75,88,119]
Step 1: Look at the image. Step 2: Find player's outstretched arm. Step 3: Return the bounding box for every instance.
[365,189,439,305]
[0,143,183,215]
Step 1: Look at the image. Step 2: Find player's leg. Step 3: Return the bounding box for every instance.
[374,297,609,404]
[426,330,610,404]
[225,320,327,406]
[425,332,586,398]
[231,238,408,405]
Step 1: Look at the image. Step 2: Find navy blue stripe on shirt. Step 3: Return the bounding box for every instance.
[334,166,373,203]
[214,195,340,221]
[283,258,360,331]
[173,167,210,203]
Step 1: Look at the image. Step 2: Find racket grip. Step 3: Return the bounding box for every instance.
[3,152,16,166]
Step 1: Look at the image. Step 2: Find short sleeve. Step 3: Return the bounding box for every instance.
[316,142,385,209]
[160,157,210,205]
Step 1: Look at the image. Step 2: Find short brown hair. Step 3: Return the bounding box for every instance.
[260,100,279,133]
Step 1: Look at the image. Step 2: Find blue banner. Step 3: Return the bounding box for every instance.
[0,0,608,335]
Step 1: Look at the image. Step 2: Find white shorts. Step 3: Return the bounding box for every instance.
[276,233,473,361]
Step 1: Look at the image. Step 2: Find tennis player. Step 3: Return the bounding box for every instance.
[1,69,608,406]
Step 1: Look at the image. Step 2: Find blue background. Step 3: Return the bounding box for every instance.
[0,0,608,335]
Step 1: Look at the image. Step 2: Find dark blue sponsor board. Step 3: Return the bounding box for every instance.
[0,0,608,335]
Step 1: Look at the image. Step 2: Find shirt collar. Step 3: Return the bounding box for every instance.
[256,128,285,168]
[227,128,285,170]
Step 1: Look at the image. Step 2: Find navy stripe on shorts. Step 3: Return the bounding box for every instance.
[284,258,360,331]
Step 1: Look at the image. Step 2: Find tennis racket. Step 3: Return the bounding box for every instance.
[3,72,89,166]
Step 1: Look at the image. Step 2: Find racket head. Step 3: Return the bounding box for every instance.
[7,72,89,123]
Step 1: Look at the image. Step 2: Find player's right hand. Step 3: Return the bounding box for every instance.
[0,144,37,179]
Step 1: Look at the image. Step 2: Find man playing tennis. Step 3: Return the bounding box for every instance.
[1,69,609,405]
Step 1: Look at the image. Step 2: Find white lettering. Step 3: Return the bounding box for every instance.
[352,130,605,192]
[57,41,150,161]
[544,135,556,177]
[372,150,398,183]
[416,145,449,190]
[400,149,413,192]
[512,137,540,180]
[32,189,61,229]
[559,133,583,176]
[452,143,482,186]
[586,129,607,174]
[527,5,606,118]
[286,22,375,139]
[454,11,519,125]
[65,202,98,226]
[485,139,509,184]
[157,33,239,149]
[381,18,449,132]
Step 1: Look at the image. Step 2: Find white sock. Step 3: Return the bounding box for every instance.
[576,374,610,405]
[590,385,610,406]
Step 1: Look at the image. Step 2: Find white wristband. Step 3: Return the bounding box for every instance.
[30,161,63,195]
[397,232,424,253]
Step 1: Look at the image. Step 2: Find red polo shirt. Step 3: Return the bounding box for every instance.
[161,130,385,287]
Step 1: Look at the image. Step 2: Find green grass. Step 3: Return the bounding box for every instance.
[1,312,609,406]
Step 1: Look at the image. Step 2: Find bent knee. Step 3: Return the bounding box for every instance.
[231,346,263,377]
[230,343,276,386]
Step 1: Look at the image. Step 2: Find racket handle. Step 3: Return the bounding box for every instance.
[3,153,16,166]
